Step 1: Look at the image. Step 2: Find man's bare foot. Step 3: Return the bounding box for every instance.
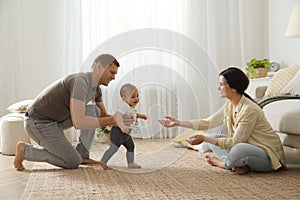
[99,161,110,170]
[81,158,101,165]
[205,153,225,169]
[14,141,25,171]
[128,163,141,168]
[232,166,250,175]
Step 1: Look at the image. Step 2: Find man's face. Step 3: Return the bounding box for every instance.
[99,63,118,86]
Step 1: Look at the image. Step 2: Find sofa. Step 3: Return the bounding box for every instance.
[255,66,300,149]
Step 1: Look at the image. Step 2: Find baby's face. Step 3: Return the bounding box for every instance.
[125,89,139,107]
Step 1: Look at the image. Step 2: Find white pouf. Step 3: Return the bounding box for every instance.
[0,114,30,155]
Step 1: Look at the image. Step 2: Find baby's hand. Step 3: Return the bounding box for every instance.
[140,114,147,120]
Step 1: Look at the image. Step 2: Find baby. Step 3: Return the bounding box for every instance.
[100,83,147,169]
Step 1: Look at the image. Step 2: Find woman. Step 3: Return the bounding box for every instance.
[159,67,286,175]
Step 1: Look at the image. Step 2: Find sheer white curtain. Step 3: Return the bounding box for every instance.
[0,0,82,116]
[81,0,268,138]
[0,0,268,133]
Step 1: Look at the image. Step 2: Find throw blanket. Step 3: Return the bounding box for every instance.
[256,95,300,108]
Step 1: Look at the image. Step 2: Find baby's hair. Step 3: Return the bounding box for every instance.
[120,83,137,98]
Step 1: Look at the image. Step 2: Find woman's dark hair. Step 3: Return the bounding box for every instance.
[219,67,261,107]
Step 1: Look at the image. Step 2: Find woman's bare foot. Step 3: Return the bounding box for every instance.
[99,161,110,170]
[205,153,225,169]
[14,141,25,171]
[128,163,141,168]
[231,166,250,175]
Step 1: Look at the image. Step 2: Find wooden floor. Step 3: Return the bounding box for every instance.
[0,147,300,200]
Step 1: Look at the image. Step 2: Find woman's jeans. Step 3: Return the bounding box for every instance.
[23,105,99,169]
[208,134,273,172]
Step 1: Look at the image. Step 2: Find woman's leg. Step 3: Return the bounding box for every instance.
[20,118,82,169]
[207,134,230,169]
[228,143,273,173]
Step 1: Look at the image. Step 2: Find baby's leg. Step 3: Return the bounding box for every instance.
[100,127,123,169]
[123,136,141,168]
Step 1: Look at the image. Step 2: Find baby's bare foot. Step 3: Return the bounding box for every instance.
[128,163,141,168]
[14,141,25,171]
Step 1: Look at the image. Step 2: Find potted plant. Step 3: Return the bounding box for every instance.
[246,58,270,78]
[95,126,111,143]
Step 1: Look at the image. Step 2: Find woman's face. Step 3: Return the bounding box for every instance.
[218,75,233,98]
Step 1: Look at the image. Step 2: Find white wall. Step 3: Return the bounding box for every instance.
[269,0,300,67]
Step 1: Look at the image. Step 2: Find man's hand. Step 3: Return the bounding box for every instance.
[123,114,134,126]
[120,125,129,134]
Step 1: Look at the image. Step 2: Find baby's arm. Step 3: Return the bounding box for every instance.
[114,111,129,133]
[137,113,147,120]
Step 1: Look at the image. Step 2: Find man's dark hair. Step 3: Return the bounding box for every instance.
[92,54,119,69]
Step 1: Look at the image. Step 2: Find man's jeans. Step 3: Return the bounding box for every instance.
[23,105,99,169]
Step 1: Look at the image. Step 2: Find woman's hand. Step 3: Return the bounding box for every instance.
[186,135,205,145]
[158,116,179,127]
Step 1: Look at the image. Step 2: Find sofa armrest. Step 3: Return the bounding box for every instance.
[255,86,268,99]
[256,95,300,108]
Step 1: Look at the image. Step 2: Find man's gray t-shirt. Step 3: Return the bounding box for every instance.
[27,72,102,121]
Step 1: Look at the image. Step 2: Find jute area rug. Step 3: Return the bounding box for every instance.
[22,139,300,200]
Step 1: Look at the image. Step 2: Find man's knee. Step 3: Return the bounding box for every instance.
[64,155,82,169]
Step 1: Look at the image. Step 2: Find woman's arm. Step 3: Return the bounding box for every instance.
[158,116,194,129]
[186,135,219,146]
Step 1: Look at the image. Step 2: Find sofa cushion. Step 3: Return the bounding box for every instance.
[7,99,33,113]
[263,99,300,135]
[264,66,300,97]
[277,132,300,149]
[281,69,300,96]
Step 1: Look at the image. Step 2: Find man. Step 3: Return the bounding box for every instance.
[14,54,129,170]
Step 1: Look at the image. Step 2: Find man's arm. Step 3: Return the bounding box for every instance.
[70,98,114,129]
[114,111,129,133]
[96,102,111,117]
